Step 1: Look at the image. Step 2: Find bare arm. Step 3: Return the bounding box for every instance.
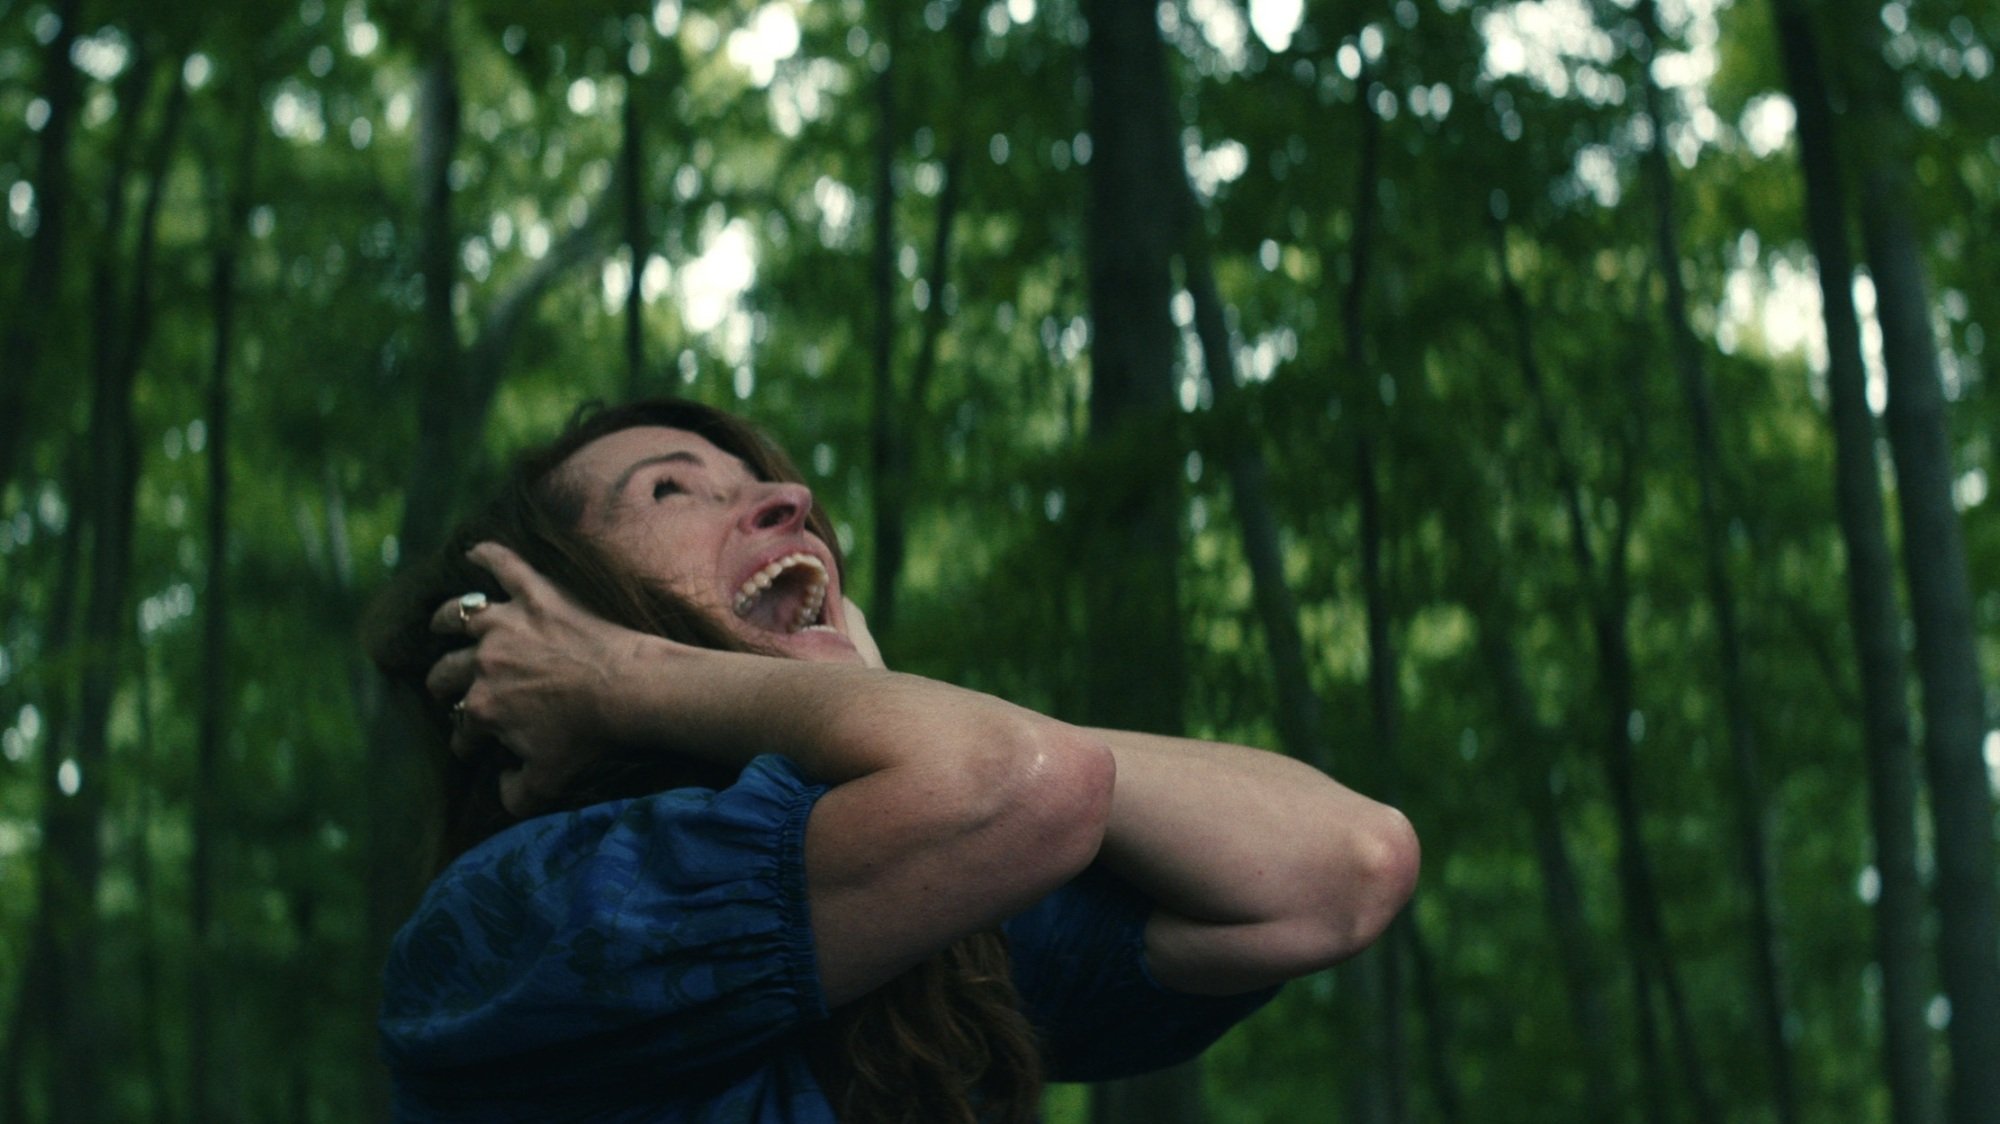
[436,543,1116,1008]
[1088,728,1419,996]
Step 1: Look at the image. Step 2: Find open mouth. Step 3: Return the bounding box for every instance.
[731,552,836,635]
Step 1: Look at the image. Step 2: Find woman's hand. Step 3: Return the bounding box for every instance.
[841,597,887,670]
[426,541,662,814]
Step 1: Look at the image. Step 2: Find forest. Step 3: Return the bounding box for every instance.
[1,0,1996,1119]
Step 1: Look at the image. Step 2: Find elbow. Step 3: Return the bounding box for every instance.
[1024,723,1118,878]
[1308,804,1422,968]
[976,718,1115,886]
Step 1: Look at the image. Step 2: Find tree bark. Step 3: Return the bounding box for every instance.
[133,650,179,1123]
[1337,69,1403,1124]
[0,452,87,1122]
[1631,5,1794,1119]
[1768,5,1939,1121]
[362,8,610,1111]
[1480,225,1625,1119]
[620,35,647,395]
[1080,0,1197,1119]
[868,0,903,637]
[871,0,978,641]
[46,48,187,1124]
[190,68,260,1124]
[1179,82,1458,1122]
[0,0,85,496]
[1838,12,2000,1119]
[364,7,465,1115]
[1494,208,1708,1124]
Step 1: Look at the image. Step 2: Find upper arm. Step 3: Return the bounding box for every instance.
[381,764,829,1081]
[803,717,1116,1007]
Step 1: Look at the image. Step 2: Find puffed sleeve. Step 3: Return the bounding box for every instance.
[380,754,828,1100]
[1005,865,1279,1082]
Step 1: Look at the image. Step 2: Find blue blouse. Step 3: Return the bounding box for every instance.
[382,755,1274,1121]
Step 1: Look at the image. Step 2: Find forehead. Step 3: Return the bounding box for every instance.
[562,424,755,510]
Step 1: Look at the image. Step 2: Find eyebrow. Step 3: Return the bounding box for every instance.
[608,450,704,506]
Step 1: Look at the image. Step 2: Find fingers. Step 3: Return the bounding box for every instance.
[842,596,887,669]
[426,648,477,701]
[429,592,495,638]
[467,541,557,607]
[498,769,533,818]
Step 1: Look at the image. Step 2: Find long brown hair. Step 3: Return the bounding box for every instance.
[365,397,1043,1123]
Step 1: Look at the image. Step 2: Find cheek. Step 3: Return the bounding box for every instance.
[601,528,716,603]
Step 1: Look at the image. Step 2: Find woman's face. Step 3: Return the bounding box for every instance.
[561,425,864,664]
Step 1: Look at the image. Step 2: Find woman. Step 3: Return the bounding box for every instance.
[368,398,1418,1122]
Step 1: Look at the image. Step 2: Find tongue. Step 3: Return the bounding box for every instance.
[743,586,793,633]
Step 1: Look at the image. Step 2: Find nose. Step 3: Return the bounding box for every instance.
[740,481,814,535]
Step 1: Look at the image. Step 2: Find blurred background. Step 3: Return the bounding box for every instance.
[1,0,1995,1119]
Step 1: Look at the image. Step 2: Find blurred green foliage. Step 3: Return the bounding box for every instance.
[0,0,1995,1119]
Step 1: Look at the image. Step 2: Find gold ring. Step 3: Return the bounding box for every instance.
[456,591,489,628]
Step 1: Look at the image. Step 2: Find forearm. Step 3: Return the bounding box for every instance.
[596,641,1117,1004]
[1088,727,1419,979]
[604,638,1072,785]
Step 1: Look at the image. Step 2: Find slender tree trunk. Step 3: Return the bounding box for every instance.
[1399,919,1463,1124]
[1180,96,1461,1123]
[872,0,977,640]
[1631,6,1795,1119]
[1179,224,1322,770]
[359,11,607,1110]
[190,71,258,1124]
[1336,68,1403,1124]
[134,649,178,1124]
[1480,618,1624,1121]
[868,0,903,637]
[1480,224,1625,1118]
[0,0,85,495]
[48,51,187,1124]
[906,140,966,422]
[365,7,464,1116]
[620,39,646,395]
[1493,209,1706,1124]
[1840,16,2000,1117]
[1080,0,1197,1119]
[2,453,87,1122]
[1769,5,1939,1121]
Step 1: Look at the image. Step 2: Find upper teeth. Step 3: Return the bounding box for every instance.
[733,552,829,632]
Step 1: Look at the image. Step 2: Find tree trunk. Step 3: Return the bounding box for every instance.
[1478,226,1625,1118]
[365,7,465,1116]
[134,650,178,1123]
[1631,5,1795,1119]
[1079,0,1195,1119]
[0,0,85,496]
[872,0,977,641]
[1768,5,1939,1121]
[868,0,903,637]
[1,453,87,1122]
[48,49,187,1124]
[1480,616,1623,1121]
[620,36,646,395]
[190,70,259,1124]
[1493,209,1708,1124]
[1180,86,1459,1122]
[1839,14,2000,1118]
[361,8,609,1111]
[1337,69,1403,1124]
